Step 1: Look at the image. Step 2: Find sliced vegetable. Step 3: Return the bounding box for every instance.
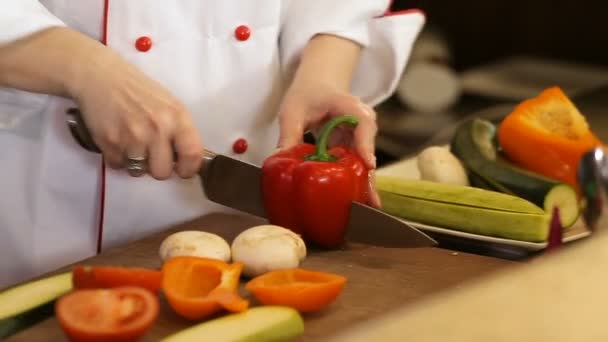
[72,265,162,293]
[160,306,304,342]
[161,256,249,320]
[55,286,159,342]
[450,117,581,228]
[262,115,370,248]
[497,86,603,192]
[231,225,307,278]
[245,269,346,313]
[159,230,231,262]
[0,272,72,339]
[416,146,469,186]
[547,207,563,251]
[377,176,551,242]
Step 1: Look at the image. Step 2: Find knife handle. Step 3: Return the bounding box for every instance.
[65,107,216,164]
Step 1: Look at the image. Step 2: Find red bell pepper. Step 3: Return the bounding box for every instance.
[261,115,370,248]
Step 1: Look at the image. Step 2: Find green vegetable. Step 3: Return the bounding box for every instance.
[450,118,580,228]
[0,272,72,339]
[377,176,551,242]
[161,306,305,342]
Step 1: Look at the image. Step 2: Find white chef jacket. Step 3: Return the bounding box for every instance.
[0,0,425,288]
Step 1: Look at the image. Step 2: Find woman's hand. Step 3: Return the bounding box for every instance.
[71,49,204,180]
[276,34,381,208]
[0,27,204,179]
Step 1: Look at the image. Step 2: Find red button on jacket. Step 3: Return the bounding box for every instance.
[234,25,251,41]
[232,138,248,154]
[135,36,152,52]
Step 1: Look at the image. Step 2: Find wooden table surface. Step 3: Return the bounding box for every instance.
[7,212,515,341]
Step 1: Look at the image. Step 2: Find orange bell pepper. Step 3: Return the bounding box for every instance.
[497,86,603,192]
[245,268,346,313]
[161,256,249,320]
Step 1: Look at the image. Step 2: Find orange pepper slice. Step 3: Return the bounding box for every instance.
[245,268,346,313]
[497,86,603,192]
[161,256,249,320]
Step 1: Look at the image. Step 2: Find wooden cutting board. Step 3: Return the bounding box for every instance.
[6,212,514,341]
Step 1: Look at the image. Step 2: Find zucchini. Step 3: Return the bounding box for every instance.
[161,306,304,342]
[0,272,72,339]
[376,176,550,242]
[450,118,580,228]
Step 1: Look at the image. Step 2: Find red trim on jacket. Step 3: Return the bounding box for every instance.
[382,0,426,18]
[96,0,109,254]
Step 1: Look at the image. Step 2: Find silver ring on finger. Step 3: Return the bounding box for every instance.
[126,156,148,177]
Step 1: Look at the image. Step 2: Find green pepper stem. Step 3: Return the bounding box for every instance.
[305,115,359,162]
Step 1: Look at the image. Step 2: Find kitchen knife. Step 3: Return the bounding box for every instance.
[65,108,437,248]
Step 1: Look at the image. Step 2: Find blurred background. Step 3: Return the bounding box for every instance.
[376,0,608,167]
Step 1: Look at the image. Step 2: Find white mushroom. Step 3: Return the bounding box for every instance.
[417,146,470,186]
[159,230,231,262]
[231,225,307,278]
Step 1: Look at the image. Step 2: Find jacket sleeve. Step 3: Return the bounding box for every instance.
[0,0,66,45]
[280,0,425,107]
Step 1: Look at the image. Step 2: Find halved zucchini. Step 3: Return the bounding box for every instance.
[0,272,72,339]
[161,306,304,342]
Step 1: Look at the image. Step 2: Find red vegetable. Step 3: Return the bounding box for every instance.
[55,286,159,342]
[261,115,370,248]
[72,265,161,294]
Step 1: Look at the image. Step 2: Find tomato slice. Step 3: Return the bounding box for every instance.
[245,268,346,313]
[55,286,159,342]
[72,265,162,294]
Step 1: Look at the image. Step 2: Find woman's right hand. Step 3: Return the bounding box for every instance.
[68,45,204,180]
[0,26,203,180]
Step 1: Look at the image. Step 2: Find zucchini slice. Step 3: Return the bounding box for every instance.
[450,118,580,228]
[378,190,550,242]
[161,306,304,342]
[0,272,72,339]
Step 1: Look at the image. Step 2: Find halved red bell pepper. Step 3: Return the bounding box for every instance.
[261,115,370,248]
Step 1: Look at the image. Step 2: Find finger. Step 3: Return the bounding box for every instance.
[122,120,152,177]
[367,170,382,208]
[147,133,173,180]
[276,106,307,151]
[327,97,377,169]
[104,151,124,170]
[353,103,378,169]
[94,128,124,169]
[173,120,204,179]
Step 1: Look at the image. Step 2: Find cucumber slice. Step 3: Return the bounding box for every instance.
[0,272,72,339]
[450,118,581,228]
[161,306,304,342]
[376,176,545,215]
[379,190,550,242]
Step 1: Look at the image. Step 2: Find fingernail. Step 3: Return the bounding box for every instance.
[359,102,375,118]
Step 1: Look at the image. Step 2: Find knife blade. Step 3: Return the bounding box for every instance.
[201,154,436,247]
[65,108,437,248]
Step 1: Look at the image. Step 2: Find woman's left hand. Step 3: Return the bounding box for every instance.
[276,81,381,209]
